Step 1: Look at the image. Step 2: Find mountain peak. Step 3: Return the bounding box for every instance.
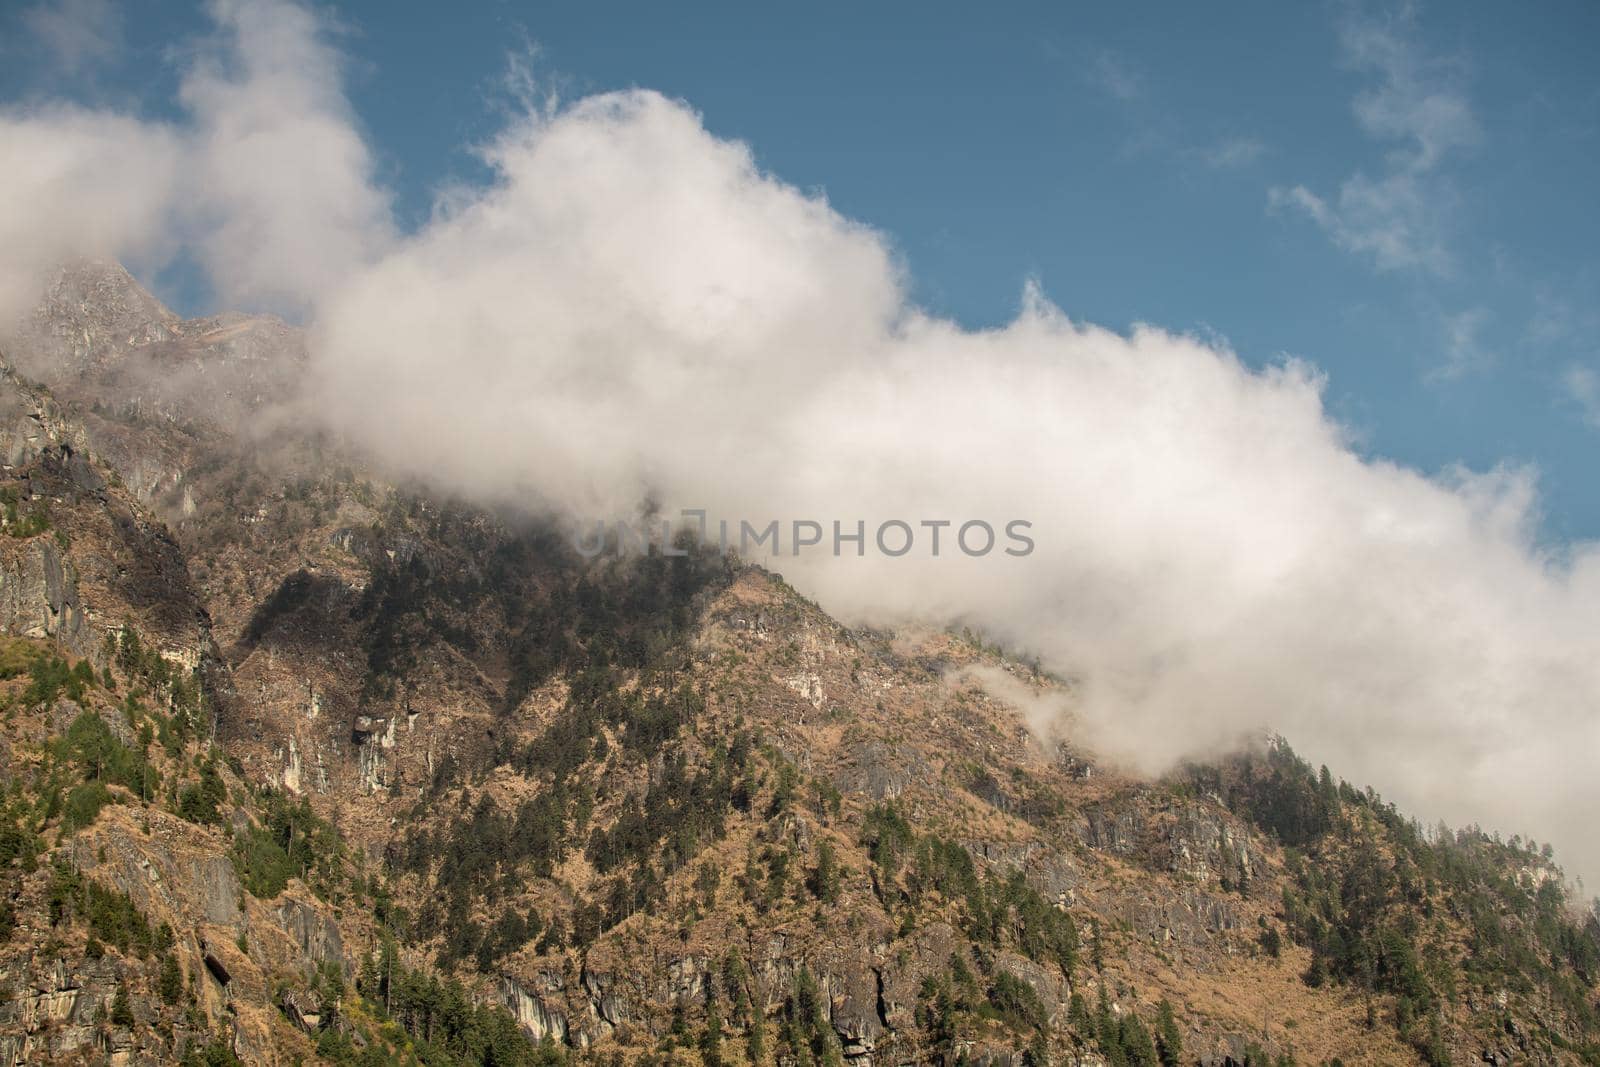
[5,258,178,377]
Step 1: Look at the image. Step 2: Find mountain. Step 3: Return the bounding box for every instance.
[0,262,1594,1066]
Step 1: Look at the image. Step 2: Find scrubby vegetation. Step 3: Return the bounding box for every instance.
[382,544,744,971]
[352,935,567,1066]
[398,679,756,969]
[1195,739,1600,1064]
[232,785,344,899]
[863,801,1079,976]
[345,501,730,707]
[0,392,1594,1067]
[47,708,159,829]
[48,860,172,959]
[0,485,51,538]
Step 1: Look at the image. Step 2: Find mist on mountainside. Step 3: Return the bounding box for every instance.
[2,0,1598,893]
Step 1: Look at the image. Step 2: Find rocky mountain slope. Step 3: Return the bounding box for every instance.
[0,262,1594,1066]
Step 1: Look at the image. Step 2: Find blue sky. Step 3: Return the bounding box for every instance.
[7,0,1599,538]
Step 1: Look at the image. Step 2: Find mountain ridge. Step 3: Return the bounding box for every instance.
[0,264,1593,1066]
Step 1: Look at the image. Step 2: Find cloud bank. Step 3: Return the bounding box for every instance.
[0,0,387,322]
[0,105,179,323]
[5,1,1599,886]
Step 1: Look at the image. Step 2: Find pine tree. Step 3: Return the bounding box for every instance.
[110,988,135,1027]
[158,953,184,1005]
[1068,991,1092,1042]
[1121,1012,1158,1067]
[748,1007,768,1065]
[723,948,753,1025]
[1156,999,1183,1067]
[1305,954,1328,988]
[810,840,840,904]
[700,1005,725,1067]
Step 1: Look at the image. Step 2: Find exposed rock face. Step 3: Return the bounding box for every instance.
[1161,803,1263,885]
[833,741,927,801]
[281,989,322,1034]
[966,838,1080,901]
[825,953,887,1060]
[502,974,571,1045]
[880,922,964,1033]
[11,540,81,646]
[275,898,345,973]
[0,957,123,1065]
[69,815,245,930]
[0,506,88,657]
[351,713,396,793]
[1083,803,1142,856]
[10,260,179,375]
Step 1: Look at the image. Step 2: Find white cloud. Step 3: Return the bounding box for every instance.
[1085,49,1144,102]
[1079,47,1265,173]
[1566,365,1600,428]
[0,0,390,323]
[1269,174,1453,272]
[0,104,179,323]
[1432,306,1494,381]
[1341,7,1480,170]
[20,0,122,73]
[1272,5,1478,274]
[1200,136,1266,169]
[309,90,1600,888]
[177,0,395,316]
